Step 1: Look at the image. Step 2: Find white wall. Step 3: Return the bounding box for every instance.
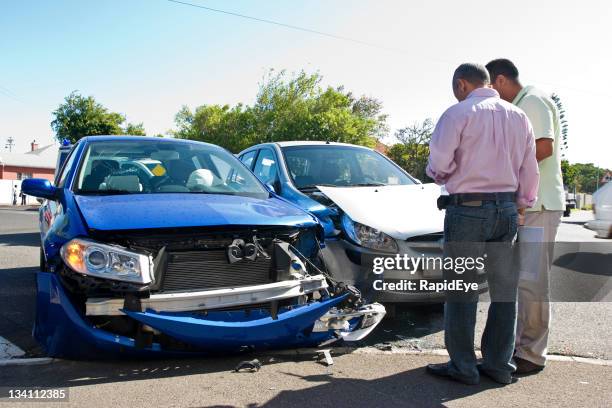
[0,179,39,205]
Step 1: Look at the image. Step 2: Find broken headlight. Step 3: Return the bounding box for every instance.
[60,238,153,284]
[341,213,398,253]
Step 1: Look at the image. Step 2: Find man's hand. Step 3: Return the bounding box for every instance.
[518,208,526,226]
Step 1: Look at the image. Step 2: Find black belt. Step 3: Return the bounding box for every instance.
[449,192,516,205]
[437,192,516,210]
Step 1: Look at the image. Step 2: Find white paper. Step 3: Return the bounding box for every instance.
[518,226,545,281]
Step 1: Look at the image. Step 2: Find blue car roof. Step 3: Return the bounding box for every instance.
[79,135,220,149]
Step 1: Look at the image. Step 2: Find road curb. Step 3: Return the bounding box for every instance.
[263,346,612,366]
[0,348,609,367]
[0,358,55,367]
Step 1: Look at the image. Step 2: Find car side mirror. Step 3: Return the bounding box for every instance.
[21,179,58,200]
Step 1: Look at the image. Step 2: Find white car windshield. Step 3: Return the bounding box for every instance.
[75,140,268,198]
[282,145,416,190]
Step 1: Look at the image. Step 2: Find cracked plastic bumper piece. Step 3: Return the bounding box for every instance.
[312,302,386,342]
[35,272,380,359]
[123,294,348,350]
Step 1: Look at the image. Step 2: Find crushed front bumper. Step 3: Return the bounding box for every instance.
[34,272,385,359]
[320,238,448,303]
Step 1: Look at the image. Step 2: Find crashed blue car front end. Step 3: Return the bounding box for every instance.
[23,136,384,359]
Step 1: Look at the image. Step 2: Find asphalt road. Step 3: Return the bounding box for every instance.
[1,353,610,408]
[0,208,610,359]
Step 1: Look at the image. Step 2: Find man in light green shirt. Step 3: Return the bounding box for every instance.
[486,59,565,375]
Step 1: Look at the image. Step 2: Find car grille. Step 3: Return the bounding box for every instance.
[160,250,272,292]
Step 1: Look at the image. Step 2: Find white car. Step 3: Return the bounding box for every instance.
[585,182,612,238]
[238,141,447,304]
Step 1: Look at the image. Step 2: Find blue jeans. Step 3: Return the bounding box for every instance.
[443,199,519,383]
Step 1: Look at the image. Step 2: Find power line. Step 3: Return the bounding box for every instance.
[0,84,25,104]
[166,0,612,100]
[165,0,447,61]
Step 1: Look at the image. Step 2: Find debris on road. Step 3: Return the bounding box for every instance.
[316,349,334,366]
[234,359,262,372]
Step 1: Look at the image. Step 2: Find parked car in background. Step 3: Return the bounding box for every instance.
[238,141,448,304]
[22,136,384,359]
[585,182,612,238]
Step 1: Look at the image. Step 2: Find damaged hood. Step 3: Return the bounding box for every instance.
[75,193,317,231]
[317,183,444,240]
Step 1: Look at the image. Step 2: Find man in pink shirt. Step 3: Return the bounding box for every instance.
[425,63,539,385]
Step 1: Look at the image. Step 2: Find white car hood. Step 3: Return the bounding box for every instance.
[317,183,445,240]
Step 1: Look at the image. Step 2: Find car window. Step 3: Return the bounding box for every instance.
[73,140,268,198]
[56,147,79,187]
[253,149,279,187]
[239,150,258,170]
[282,145,415,189]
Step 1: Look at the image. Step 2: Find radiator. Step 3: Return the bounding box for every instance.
[160,249,272,292]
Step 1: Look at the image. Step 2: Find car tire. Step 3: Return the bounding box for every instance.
[563,208,571,217]
[40,247,47,272]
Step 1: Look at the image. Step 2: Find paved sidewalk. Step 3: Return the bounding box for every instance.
[0,352,609,407]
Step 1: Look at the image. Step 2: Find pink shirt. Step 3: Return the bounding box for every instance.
[426,87,539,208]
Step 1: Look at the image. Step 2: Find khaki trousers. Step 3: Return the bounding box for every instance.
[515,210,562,366]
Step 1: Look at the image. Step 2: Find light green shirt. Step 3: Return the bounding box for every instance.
[513,86,565,212]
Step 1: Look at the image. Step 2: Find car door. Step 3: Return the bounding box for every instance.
[252,148,281,193]
[239,150,258,171]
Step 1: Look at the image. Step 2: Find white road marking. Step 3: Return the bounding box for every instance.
[0,335,25,360]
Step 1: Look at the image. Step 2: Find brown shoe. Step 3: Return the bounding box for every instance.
[514,357,545,375]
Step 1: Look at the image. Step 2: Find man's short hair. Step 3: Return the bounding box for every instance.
[485,58,519,82]
[453,63,490,86]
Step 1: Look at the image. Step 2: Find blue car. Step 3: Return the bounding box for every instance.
[23,136,385,359]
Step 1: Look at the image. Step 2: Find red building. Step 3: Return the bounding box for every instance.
[0,141,56,181]
[1,141,57,204]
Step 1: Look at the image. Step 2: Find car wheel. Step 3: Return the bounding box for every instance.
[563,208,571,217]
[40,247,47,272]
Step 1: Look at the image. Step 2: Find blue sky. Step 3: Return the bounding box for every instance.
[1,0,611,168]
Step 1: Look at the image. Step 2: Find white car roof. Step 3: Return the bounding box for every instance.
[274,141,371,149]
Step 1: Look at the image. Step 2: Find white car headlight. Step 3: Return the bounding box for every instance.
[60,238,153,284]
[341,213,398,253]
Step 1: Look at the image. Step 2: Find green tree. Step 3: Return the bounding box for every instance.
[386,119,434,182]
[124,122,146,136]
[51,91,146,142]
[572,163,606,194]
[173,70,387,152]
[561,159,577,189]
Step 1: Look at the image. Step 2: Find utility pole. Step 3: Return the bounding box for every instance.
[4,136,15,152]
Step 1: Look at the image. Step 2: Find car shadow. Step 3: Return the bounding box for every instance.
[553,252,612,277]
[0,353,308,388]
[0,232,40,247]
[0,266,39,355]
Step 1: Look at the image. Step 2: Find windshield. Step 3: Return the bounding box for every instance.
[75,140,268,198]
[282,145,416,189]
